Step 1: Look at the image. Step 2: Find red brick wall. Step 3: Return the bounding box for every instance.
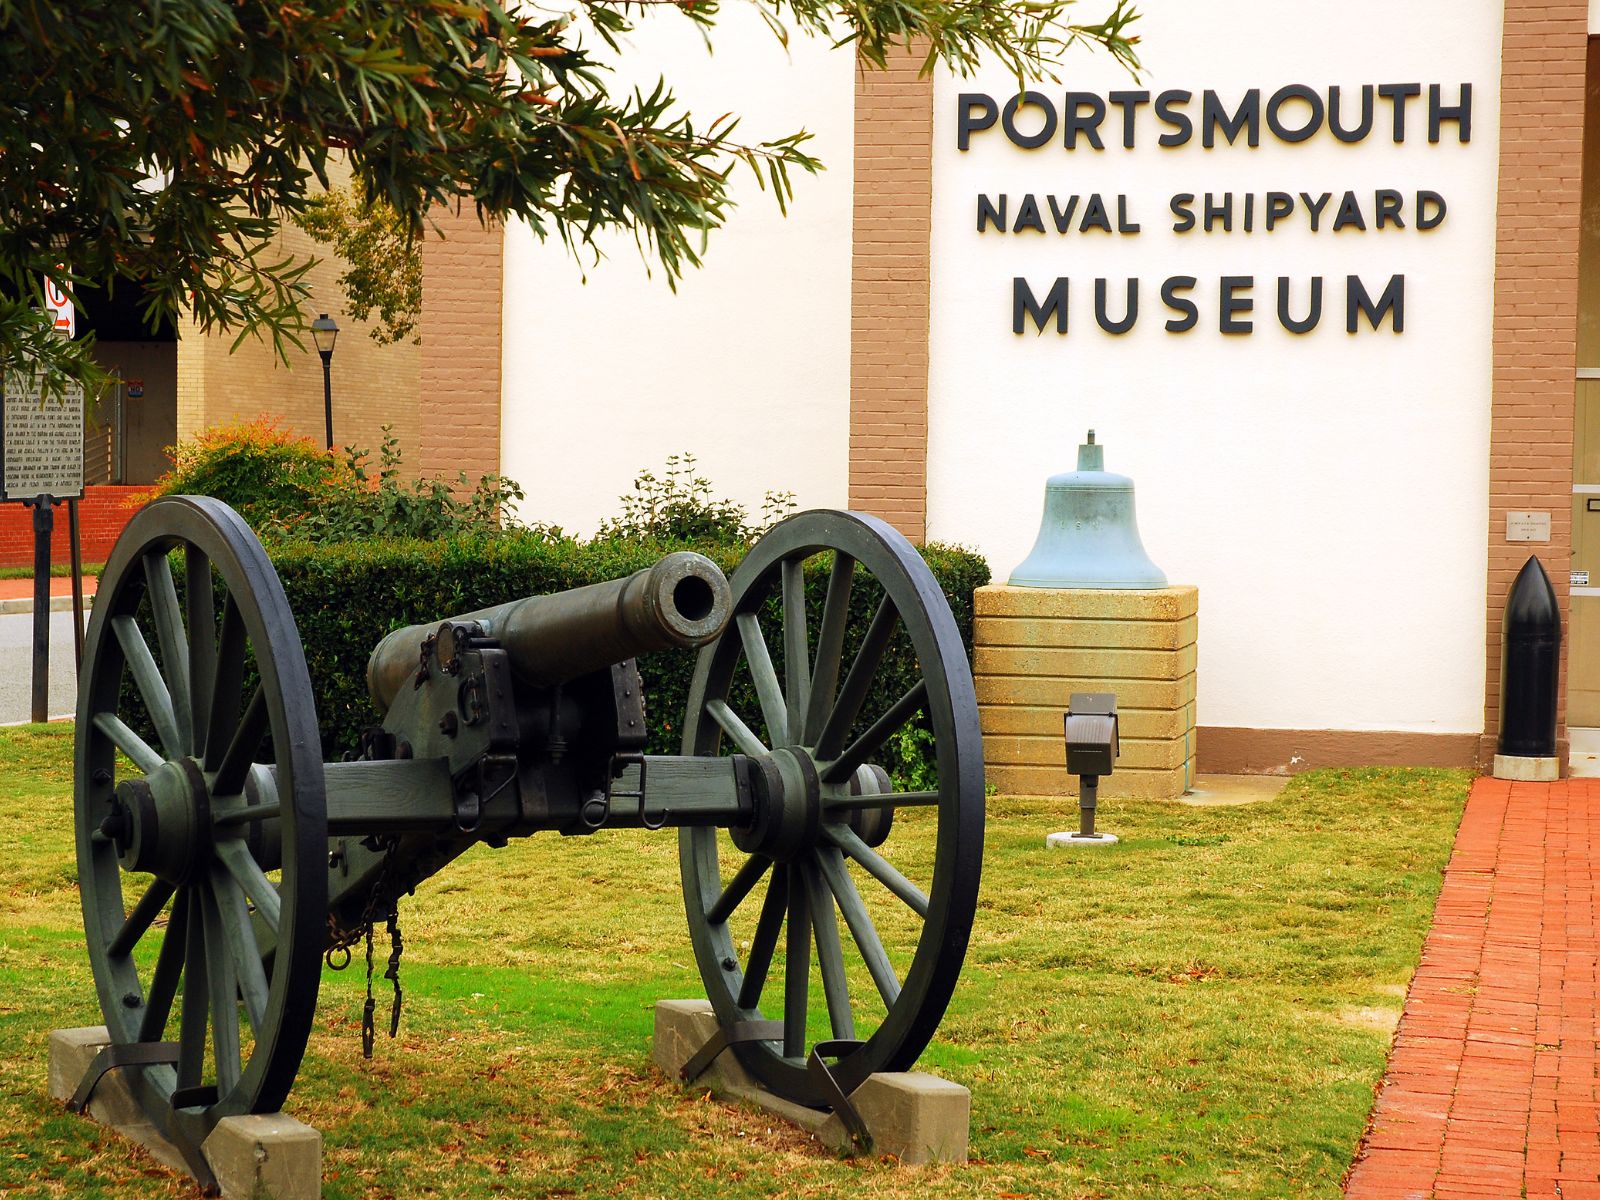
[418,207,503,485]
[0,486,143,568]
[849,45,932,542]
[1481,4,1589,764]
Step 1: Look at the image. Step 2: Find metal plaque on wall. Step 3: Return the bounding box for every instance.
[1,370,84,501]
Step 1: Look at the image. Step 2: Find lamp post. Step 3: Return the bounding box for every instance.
[311,312,339,450]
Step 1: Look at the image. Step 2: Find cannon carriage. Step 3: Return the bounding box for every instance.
[70,495,984,1171]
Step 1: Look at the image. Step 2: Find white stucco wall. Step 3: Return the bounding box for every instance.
[927,1,1504,732]
[501,8,853,534]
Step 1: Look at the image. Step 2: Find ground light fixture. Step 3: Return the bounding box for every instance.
[1048,691,1121,847]
[311,312,339,449]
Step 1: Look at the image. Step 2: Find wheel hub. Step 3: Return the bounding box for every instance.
[732,748,822,862]
[732,751,897,858]
[107,759,211,882]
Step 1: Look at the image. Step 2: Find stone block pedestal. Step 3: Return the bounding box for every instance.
[974,584,1198,798]
[48,1027,322,1198]
[653,1000,968,1163]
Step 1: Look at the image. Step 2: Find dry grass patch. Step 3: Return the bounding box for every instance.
[0,726,1467,1198]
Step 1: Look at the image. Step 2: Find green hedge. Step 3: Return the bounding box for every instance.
[267,531,991,778]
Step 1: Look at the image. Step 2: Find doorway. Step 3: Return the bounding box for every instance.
[76,281,177,486]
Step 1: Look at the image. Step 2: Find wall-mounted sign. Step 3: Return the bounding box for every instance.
[1,370,84,501]
[1506,511,1551,543]
[956,81,1473,337]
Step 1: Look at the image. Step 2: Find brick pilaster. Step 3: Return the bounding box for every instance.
[419,207,503,484]
[850,45,932,541]
[1482,3,1588,763]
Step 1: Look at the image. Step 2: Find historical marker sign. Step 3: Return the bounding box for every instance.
[2,370,84,501]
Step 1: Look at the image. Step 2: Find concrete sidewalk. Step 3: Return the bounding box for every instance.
[0,576,97,615]
[1344,778,1600,1200]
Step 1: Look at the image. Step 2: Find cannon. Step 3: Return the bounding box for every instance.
[70,496,983,1173]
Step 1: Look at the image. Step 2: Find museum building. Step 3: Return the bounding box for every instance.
[403,0,1593,779]
[30,0,1599,778]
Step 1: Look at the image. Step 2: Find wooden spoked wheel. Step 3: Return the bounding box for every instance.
[679,510,984,1105]
[74,496,327,1145]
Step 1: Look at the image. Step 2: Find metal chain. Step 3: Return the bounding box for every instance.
[385,910,404,1037]
[362,923,377,1059]
[322,835,406,1058]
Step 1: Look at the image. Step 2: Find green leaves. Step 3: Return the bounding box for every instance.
[0,0,1138,384]
[293,182,423,346]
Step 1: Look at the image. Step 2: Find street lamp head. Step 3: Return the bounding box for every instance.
[310,312,339,359]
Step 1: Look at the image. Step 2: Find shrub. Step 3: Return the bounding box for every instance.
[141,419,337,529]
[149,437,991,784]
[268,531,991,783]
[147,420,527,542]
[284,428,527,542]
[595,453,795,543]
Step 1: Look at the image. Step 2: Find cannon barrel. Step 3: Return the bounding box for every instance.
[366,551,733,713]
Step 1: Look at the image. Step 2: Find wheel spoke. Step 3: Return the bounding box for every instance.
[92,712,163,775]
[112,615,183,761]
[817,847,901,1008]
[203,597,247,771]
[144,551,193,756]
[139,884,190,1042]
[705,699,768,759]
[199,883,242,1094]
[813,594,898,759]
[708,854,771,926]
[217,839,281,934]
[783,866,811,1058]
[177,889,209,1091]
[107,877,175,959]
[214,800,281,829]
[213,684,266,799]
[781,558,809,745]
[802,552,854,744]
[738,863,788,1010]
[803,857,855,1041]
[211,869,270,1034]
[186,544,217,758]
[737,612,788,747]
[826,789,939,812]
[823,823,930,919]
[822,680,929,785]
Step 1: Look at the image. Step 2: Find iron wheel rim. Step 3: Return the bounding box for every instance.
[74,496,326,1140]
[679,509,984,1104]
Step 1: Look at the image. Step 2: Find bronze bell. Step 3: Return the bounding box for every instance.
[1009,430,1167,589]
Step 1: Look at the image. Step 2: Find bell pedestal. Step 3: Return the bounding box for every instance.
[974,584,1198,799]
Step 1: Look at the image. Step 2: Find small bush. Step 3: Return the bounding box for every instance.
[147,420,527,542]
[142,419,337,529]
[285,429,527,542]
[595,453,795,543]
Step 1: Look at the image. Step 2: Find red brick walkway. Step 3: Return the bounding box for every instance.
[1344,777,1600,1200]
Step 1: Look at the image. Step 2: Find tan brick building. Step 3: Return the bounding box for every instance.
[86,159,426,489]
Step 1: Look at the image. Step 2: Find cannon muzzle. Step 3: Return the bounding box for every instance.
[366,551,732,713]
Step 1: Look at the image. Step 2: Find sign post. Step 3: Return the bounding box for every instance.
[2,366,85,723]
[30,497,53,722]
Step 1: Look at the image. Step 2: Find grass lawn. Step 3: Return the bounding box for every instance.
[0,564,103,582]
[0,724,1468,1199]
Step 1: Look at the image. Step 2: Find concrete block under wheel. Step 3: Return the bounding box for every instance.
[49,1026,322,1199]
[654,1000,969,1164]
